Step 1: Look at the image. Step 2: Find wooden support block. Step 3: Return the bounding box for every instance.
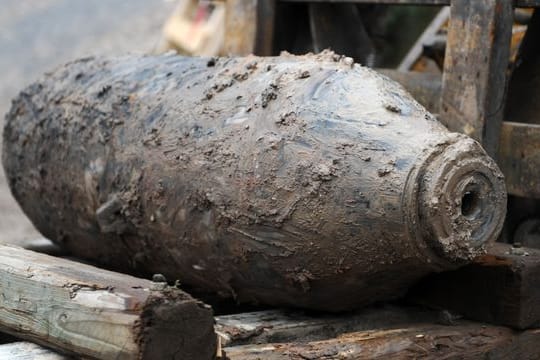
[0,342,68,360]
[223,324,540,360]
[0,245,216,360]
[440,0,513,157]
[409,243,540,330]
[216,306,439,347]
[254,0,276,56]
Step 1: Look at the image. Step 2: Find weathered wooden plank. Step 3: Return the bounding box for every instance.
[0,342,68,360]
[409,243,540,330]
[516,0,540,6]
[440,0,513,157]
[279,0,540,7]
[224,324,540,360]
[0,245,216,360]
[215,306,439,347]
[380,70,540,199]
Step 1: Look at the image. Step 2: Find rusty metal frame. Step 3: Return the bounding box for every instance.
[439,0,513,157]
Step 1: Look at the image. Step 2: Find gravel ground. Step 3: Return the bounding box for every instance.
[0,0,175,244]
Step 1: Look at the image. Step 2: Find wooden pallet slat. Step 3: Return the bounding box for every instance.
[409,243,540,330]
[0,245,216,360]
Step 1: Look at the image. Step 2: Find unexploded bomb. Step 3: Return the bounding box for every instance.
[3,52,506,310]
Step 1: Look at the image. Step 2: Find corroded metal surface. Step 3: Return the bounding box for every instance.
[378,70,540,200]
[2,53,506,310]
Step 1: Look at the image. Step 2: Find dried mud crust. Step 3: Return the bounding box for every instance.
[2,51,506,311]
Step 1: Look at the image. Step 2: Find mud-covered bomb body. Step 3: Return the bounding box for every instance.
[2,52,506,310]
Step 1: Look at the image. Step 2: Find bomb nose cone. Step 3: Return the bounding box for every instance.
[417,135,507,263]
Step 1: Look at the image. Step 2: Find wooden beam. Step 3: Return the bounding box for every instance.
[224,324,540,360]
[398,7,450,71]
[380,70,540,199]
[499,122,540,198]
[440,0,513,157]
[0,332,17,345]
[0,342,68,360]
[224,0,258,55]
[409,243,540,330]
[254,0,276,56]
[216,306,438,347]
[0,245,216,360]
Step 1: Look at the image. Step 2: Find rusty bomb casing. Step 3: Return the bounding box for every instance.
[2,53,507,311]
